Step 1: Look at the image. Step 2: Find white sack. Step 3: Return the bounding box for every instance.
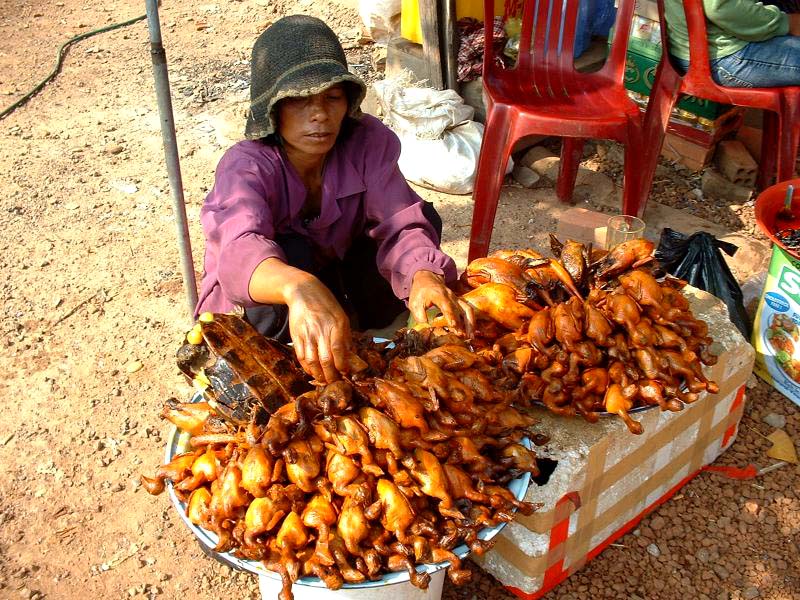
[397,121,485,195]
[373,79,474,139]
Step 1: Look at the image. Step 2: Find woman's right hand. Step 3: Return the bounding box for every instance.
[284,274,353,383]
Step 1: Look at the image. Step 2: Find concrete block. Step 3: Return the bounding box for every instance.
[736,125,762,162]
[701,168,754,203]
[660,132,715,171]
[555,207,609,247]
[460,79,486,123]
[520,146,557,170]
[715,140,757,187]
[512,164,541,188]
[477,287,755,598]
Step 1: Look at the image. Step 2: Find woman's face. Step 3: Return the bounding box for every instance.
[277,84,349,160]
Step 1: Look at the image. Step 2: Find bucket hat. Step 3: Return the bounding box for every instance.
[245,15,367,139]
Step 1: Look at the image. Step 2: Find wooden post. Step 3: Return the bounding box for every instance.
[418,0,445,89]
[443,0,459,91]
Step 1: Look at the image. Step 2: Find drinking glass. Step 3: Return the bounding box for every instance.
[606,215,646,249]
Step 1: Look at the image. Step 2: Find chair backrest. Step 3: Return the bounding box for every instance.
[656,0,715,84]
[483,0,637,93]
[655,0,786,106]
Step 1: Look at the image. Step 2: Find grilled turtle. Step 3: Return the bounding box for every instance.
[176,312,311,425]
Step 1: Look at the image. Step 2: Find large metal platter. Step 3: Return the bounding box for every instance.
[165,392,532,589]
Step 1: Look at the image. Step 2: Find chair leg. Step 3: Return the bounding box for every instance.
[468,107,514,262]
[556,138,585,203]
[777,92,800,183]
[629,60,683,216]
[758,111,779,191]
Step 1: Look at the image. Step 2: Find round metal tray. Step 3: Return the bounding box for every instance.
[165,392,532,589]
[531,399,657,416]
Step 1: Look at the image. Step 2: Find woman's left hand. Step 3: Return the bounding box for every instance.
[408,270,474,337]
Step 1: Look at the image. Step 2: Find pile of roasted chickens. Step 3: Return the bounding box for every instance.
[143,314,540,600]
[450,237,719,433]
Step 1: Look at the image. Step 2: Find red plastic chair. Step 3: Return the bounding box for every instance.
[639,0,800,212]
[468,0,644,261]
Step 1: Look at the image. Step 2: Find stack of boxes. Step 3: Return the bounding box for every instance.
[617,0,742,170]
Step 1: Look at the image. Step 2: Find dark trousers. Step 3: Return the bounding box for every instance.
[245,202,443,342]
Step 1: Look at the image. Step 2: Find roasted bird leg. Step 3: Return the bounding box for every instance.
[405,449,464,519]
[604,383,643,434]
[141,450,202,495]
[386,554,431,590]
[302,494,338,566]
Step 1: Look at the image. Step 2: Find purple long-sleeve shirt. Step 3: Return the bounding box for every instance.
[196,114,457,315]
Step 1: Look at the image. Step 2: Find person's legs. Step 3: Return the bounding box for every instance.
[339,201,444,331]
[712,36,800,87]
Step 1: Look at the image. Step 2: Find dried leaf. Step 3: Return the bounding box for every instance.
[766,429,798,464]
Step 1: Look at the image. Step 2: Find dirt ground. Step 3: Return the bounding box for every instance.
[0,1,797,599]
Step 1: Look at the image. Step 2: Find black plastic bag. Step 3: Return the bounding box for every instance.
[655,228,750,338]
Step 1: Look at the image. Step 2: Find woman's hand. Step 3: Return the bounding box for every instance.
[284,275,353,384]
[408,270,475,336]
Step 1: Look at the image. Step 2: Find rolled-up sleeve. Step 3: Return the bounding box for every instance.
[361,129,457,299]
[200,155,287,307]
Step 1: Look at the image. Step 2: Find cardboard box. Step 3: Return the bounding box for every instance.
[476,288,755,599]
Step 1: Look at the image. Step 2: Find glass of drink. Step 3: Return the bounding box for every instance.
[606,215,646,249]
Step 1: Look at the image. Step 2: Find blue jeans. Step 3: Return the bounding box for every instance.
[674,35,800,87]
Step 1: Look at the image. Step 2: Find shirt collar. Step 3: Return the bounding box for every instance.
[325,137,366,199]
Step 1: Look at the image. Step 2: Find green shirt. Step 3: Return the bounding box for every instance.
[665,0,789,60]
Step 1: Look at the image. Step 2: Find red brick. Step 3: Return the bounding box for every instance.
[715,140,758,186]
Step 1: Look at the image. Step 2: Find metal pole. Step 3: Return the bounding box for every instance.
[145,0,199,320]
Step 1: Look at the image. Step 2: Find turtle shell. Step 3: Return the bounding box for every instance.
[177,313,311,424]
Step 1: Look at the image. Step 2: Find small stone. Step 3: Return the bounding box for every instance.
[696,548,711,563]
[520,145,556,169]
[105,144,124,155]
[746,374,759,389]
[650,515,666,531]
[713,564,730,580]
[744,500,759,515]
[126,360,143,374]
[647,543,661,557]
[742,587,759,600]
[512,164,541,188]
[64,202,80,210]
[530,155,561,178]
[761,413,786,429]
